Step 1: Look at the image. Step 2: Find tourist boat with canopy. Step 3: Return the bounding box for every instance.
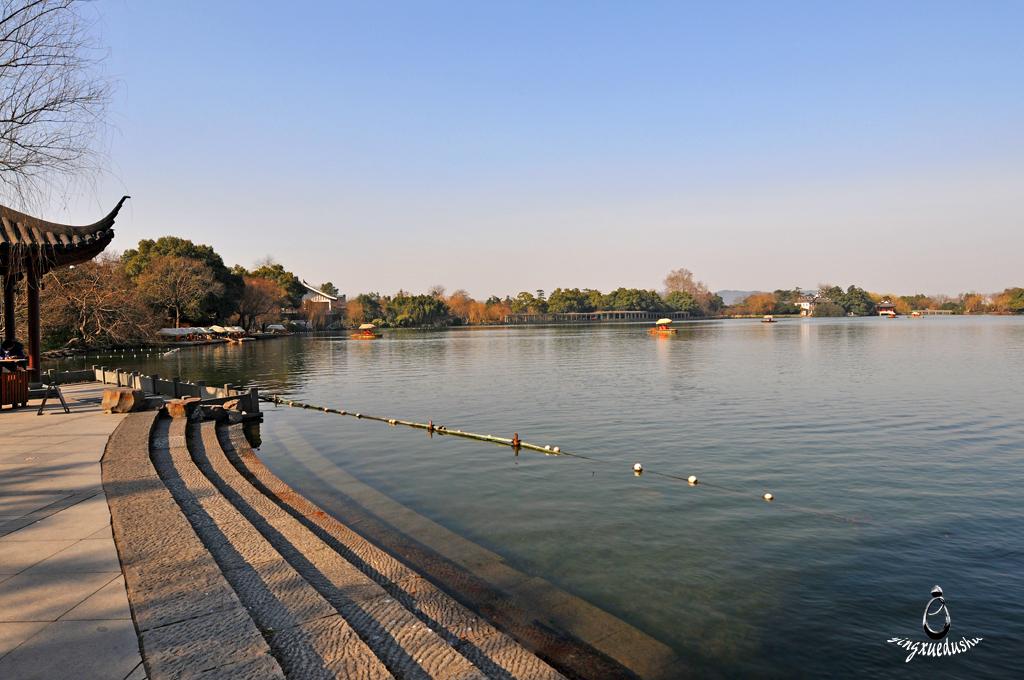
[648,318,677,335]
[761,315,777,323]
[351,323,383,340]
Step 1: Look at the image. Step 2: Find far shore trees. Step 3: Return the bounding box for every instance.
[743,293,778,316]
[136,255,222,328]
[992,287,1024,314]
[818,284,877,316]
[23,234,1024,349]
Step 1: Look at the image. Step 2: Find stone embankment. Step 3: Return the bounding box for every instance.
[102,410,568,679]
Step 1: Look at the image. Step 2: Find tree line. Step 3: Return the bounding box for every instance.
[13,237,1024,352]
[726,285,1024,316]
[345,268,726,327]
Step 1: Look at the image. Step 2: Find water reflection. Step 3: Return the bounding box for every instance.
[53,319,1024,678]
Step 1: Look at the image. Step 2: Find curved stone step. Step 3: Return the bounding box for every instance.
[104,410,578,679]
[251,422,681,680]
[218,424,568,680]
[191,421,487,680]
[154,418,393,679]
[102,412,286,679]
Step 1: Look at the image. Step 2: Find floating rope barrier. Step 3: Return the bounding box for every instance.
[260,394,866,524]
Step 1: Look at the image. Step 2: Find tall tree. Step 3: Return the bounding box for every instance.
[445,289,473,322]
[0,0,112,203]
[742,293,778,315]
[604,287,666,312]
[663,267,720,316]
[387,292,450,327]
[136,255,222,328]
[235,276,286,331]
[346,293,382,324]
[249,260,304,307]
[547,288,594,313]
[960,292,988,314]
[319,281,339,297]
[122,236,243,321]
[511,291,545,314]
[664,290,699,314]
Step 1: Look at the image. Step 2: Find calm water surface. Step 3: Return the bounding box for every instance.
[58,317,1024,678]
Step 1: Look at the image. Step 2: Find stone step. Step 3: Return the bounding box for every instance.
[105,410,574,679]
[218,424,567,680]
[192,421,486,680]
[103,412,286,680]
[154,418,393,679]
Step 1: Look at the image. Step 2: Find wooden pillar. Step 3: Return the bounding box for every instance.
[2,273,14,343]
[26,267,41,379]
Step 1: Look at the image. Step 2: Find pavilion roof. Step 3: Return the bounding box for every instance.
[0,196,129,275]
[300,279,339,301]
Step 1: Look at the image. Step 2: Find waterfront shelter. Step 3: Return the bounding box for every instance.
[0,197,128,378]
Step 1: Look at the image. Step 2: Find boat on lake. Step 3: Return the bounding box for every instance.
[351,323,383,339]
[761,315,777,323]
[648,318,677,335]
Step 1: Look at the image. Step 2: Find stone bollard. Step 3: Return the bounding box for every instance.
[101,387,146,414]
[165,396,202,419]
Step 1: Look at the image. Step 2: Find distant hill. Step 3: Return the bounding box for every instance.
[716,290,762,305]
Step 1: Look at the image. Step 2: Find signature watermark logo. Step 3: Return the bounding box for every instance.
[886,585,983,662]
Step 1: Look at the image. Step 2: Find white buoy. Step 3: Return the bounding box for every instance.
[763,492,774,502]
[633,463,643,473]
[687,475,698,485]
[552,446,560,453]
[544,445,551,451]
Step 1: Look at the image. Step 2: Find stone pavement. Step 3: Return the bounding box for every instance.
[0,382,144,680]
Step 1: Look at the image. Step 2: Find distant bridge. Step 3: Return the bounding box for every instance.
[504,310,691,324]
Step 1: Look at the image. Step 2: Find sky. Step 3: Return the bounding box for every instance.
[39,1,1024,298]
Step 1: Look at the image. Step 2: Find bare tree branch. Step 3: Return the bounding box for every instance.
[0,0,111,206]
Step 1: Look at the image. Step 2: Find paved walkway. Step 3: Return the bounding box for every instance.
[0,382,144,680]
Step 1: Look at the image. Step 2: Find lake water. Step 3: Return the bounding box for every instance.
[57,317,1024,678]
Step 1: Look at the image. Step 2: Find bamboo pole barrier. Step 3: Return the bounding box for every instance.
[260,393,866,524]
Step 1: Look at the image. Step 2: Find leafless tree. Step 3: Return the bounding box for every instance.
[236,276,286,331]
[136,255,222,328]
[663,267,710,297]
[0,0,111,204]
[39,253,157,346]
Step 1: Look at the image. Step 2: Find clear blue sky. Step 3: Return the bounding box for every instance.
[52,1,1024,297]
